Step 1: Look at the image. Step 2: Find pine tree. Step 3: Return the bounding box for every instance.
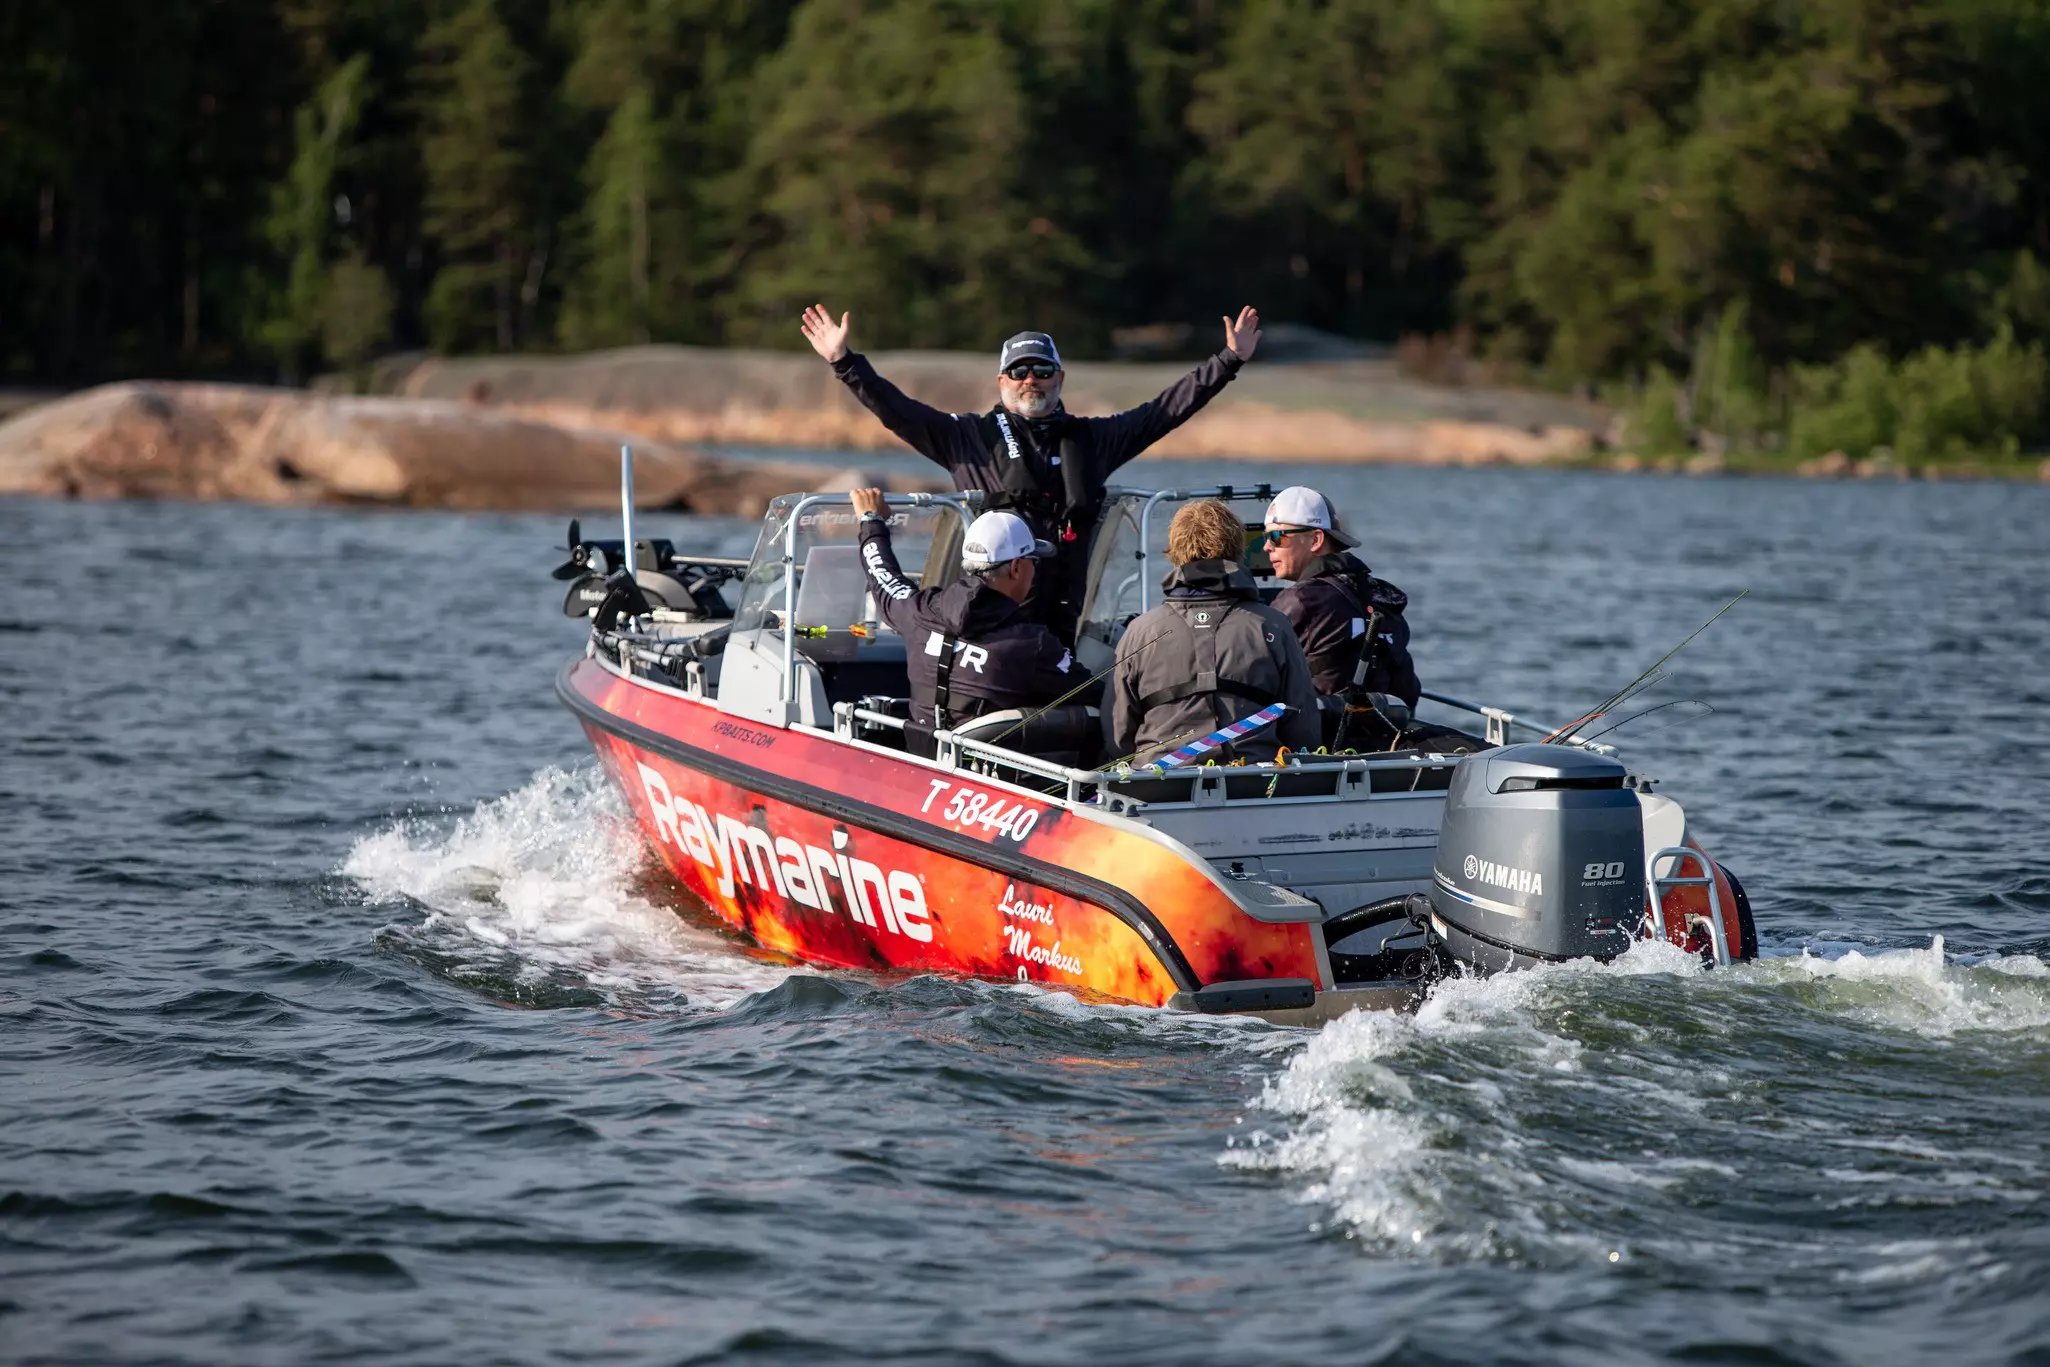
[1188,0,1476,337]
[416,0,533,352]
[559,86,668,347]
[719,0,1096,351]
[260,54,373,378]
[320,248,397,383]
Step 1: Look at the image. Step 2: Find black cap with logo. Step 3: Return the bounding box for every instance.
[998,332,1062,373]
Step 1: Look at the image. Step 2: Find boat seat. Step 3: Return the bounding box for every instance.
[951,704,1103,769]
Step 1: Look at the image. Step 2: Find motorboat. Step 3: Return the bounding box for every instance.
[552,460,1756,1022]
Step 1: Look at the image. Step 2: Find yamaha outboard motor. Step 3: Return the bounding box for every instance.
[1425,743,1645,972]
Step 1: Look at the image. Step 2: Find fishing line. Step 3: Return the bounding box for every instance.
[1545,590,1747,745]
[984,623,1175,746]
[1575,697,1714,745]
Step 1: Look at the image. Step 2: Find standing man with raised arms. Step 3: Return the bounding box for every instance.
[800,304,1264,645]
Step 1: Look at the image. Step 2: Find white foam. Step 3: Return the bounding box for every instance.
[344,766,792,1011]
[1764,937,2050,1037]
[1227,933,2050,1263]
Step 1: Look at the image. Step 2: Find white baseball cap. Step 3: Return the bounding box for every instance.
[961,510,1054,569]
[1263,485,1358,550]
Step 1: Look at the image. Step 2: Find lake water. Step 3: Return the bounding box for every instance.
[4,464,2049,1365]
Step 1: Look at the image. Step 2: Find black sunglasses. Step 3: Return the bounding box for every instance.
[1261,526,1315,548]
[1003,361,1059,380]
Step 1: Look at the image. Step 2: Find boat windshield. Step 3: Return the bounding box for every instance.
[732,494,963,647]
[1079,487,1280,650]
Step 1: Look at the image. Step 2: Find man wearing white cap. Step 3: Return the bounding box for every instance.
[802,304,1264,644]
[849,487,1076,737]
[1261,485,1420,708]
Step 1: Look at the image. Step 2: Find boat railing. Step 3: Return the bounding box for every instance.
[769,491,967,722]
[590,624,1614,806]
[834,701,1481,810]
[1129,483,1281,614]
[1416,689,1615,754]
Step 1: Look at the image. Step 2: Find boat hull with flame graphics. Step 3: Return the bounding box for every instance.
[560,657,1328,1011]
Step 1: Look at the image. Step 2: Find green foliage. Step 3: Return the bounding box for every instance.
[1620,366,1692,455]
[1689,302,1771,452]
[1,0,2048,466]
[261,54,373,374]
[1188,0,1474,332]
[558,86,667,348]
[1789,328,2049,460]
[320,248,397,376]
[416,0,535,352]
[718,0,1097,350]
[1786,345,1897,460]
[1993,251,2050,342]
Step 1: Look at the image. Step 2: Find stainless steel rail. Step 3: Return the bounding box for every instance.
[775,491,966,714]
[1416,689,1615,754]
[1648,845,1730,968]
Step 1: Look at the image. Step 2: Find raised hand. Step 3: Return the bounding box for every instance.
[1223,305,1263,361]
[848,486,887,519]
[800,304,852,363]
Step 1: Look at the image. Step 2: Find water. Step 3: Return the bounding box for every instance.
[4,466,2049,1365]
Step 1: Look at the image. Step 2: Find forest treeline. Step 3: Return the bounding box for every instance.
[6,0,2050,459]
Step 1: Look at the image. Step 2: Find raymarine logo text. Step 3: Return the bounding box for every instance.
[636,763,932,941]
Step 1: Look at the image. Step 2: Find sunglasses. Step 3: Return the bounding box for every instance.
[1261,526,1315,548]
[1003,361,1059,381]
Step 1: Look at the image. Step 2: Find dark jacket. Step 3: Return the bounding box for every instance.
[1105,559,1320,763]
[1272,552,1420,707]
[830,348,1245,514]
[832,349,1246,644]
[857,516,1077,729]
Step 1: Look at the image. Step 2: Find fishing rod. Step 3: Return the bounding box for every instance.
[1543,590,1748,745]
[1575,697,1714,746]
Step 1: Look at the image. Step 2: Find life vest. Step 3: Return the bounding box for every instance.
[1134,599,1283,722]
[976,410,1100,544]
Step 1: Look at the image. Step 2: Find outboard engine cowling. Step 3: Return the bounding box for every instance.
[1426,743,1645,972]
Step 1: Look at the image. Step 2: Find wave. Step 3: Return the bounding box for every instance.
[1226,937,2050,1284]
[342,766,793,1012]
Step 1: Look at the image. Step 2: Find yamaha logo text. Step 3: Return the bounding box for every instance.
[1461,852,1545,897]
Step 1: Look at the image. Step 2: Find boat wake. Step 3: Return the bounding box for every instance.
[343,766,794,1012]
[1226,937,2050,1291]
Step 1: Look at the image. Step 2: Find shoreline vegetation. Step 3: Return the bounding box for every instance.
[9,0,2049,496]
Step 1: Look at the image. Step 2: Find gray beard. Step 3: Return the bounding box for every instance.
[1005,386,1062,420]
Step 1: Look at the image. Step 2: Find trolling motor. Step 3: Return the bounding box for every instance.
[552,520,747,621]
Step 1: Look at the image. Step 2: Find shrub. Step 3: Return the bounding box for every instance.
[1786,330,2047,462]
[1787,345,1896,459]
[1621,365,1692,454]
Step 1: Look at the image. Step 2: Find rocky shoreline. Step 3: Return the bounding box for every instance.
[368,344,1610,467]
[4,357,2042,514]
[0,382,940,515]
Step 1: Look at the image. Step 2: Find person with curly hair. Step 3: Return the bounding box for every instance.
[1105,499,1317,763]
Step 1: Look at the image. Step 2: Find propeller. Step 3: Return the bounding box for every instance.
[551,518,590,581]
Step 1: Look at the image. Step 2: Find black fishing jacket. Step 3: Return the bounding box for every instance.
[857,516,1077,729]
[1271,552,1420,706]
[831,349,1246,642]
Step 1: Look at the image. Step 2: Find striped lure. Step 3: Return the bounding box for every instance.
[1145,703,1290,772]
